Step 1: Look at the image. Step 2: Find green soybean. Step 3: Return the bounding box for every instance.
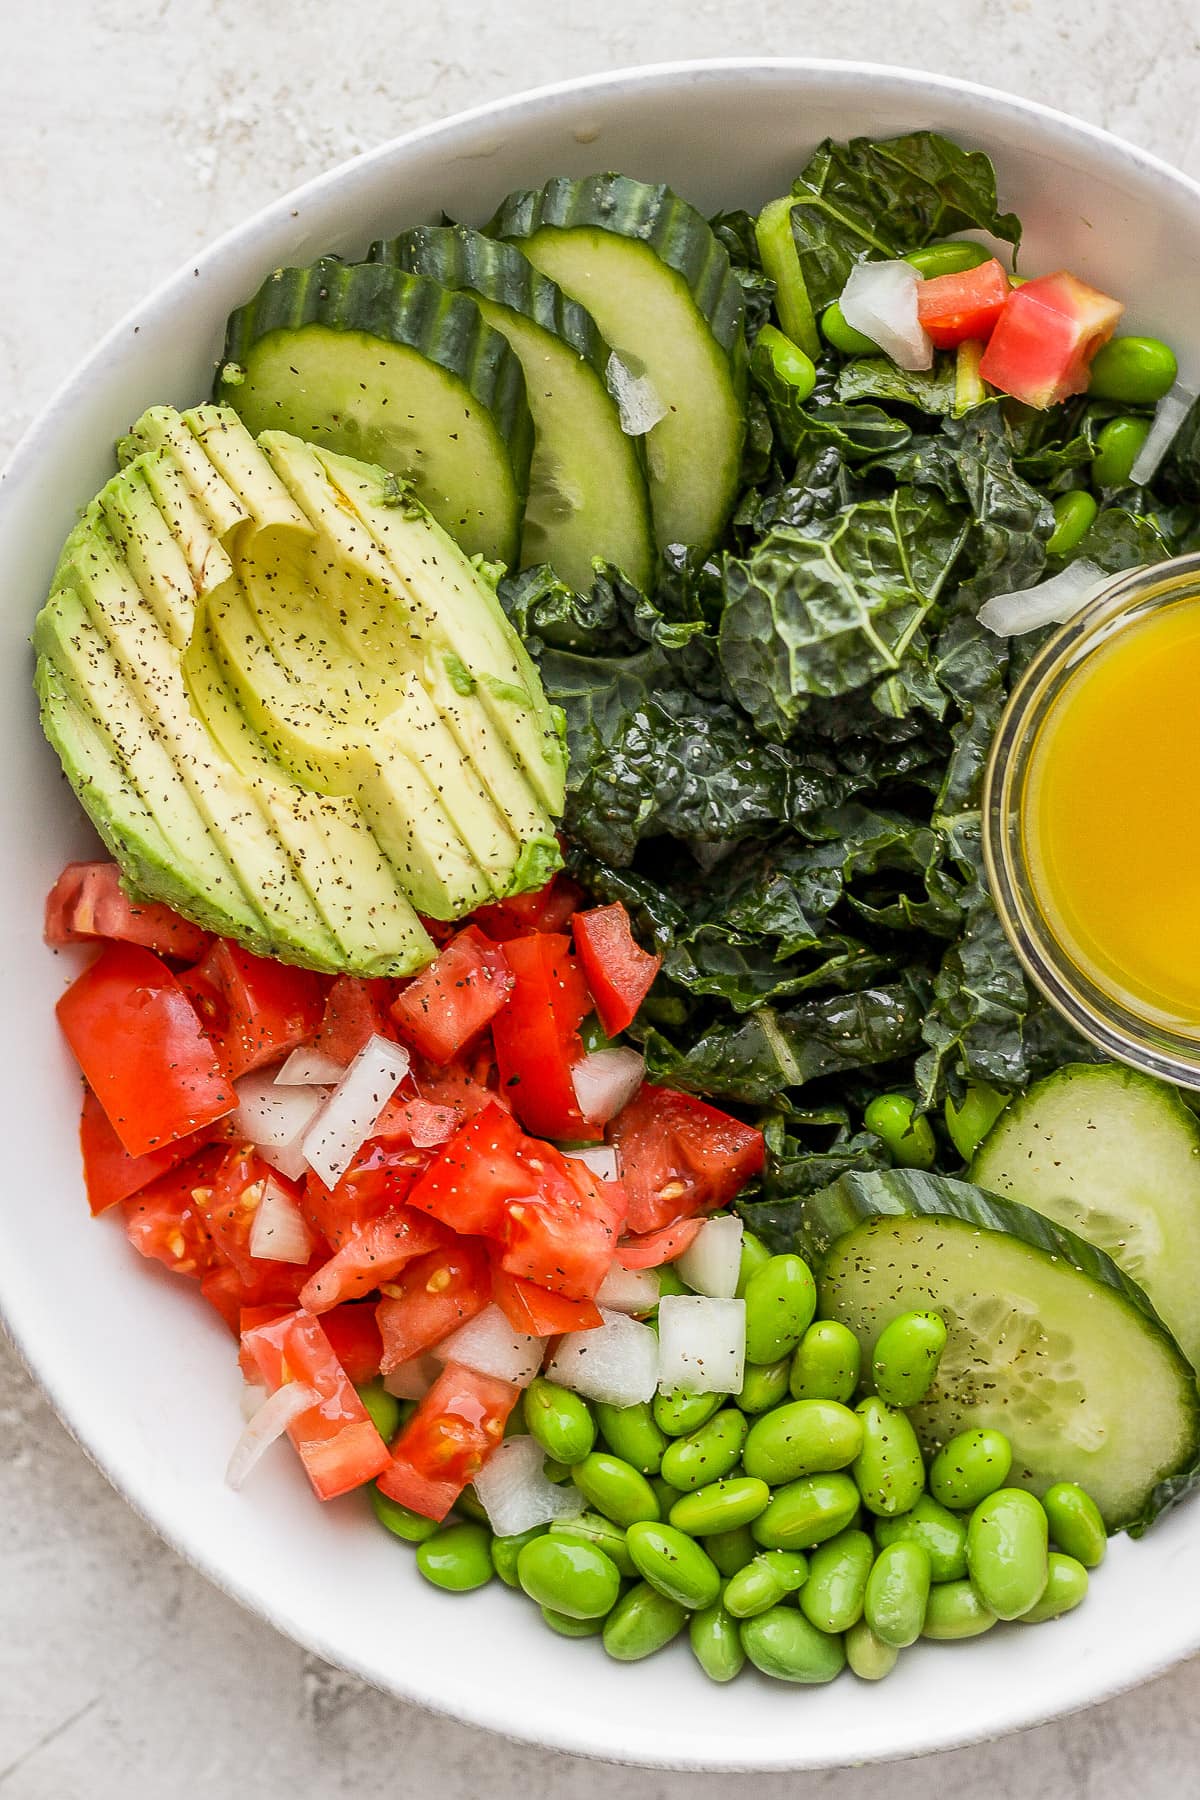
[724,1550,811,1618]
[1047,489,1099,558]
[542,1458,573,1485]
[572,1451,661,1527]
[740,1606,846,1684]
[706,1523,758,1577]
[516,1535,621,1619]
[655,1265,690,1302]
[845,1618,900,1680]
[1042,1482,1107,1569]
[452,1486,489,1524]
[865,1539,931,1648]
[541,1607,605,1638]
[492,1524,548,1587]
[738,1358,791,1415]
[736,1228,773,1297]
[875,1494,968,1582]
[790,1321,861,1403]
[905,239,991,278]
[549,1512,636,1578]
[967,1487,1049,1620]
[627,1520,722,1610]
[743,1254,817,1364]
[1088,334,1178,405]
[852,1398,925,1517]
[864,1093,936,1170]
[1093,415,1151,489]
[356,1381,402,1444]
[820,301,878,357]
[523,1378,596,1466]
[602,1582,688,1661]
[871,1311,947,1408]
[944,1082,1009,1163]
[922,1578,997,1640]
[653,1387,723,1437]
[744,1399,863,1485]
[669,1476,770,1536]
[689,1601,746,1683]
[370,1485,441,1544]
[1016,1552,1089,1624]
[650,1475,677,1515]
[752,1471,861,1550]
[660,1408,748,1492]
[416,1522,494,1592]
[799,1528,873,1633]
[929,1427,1012,1511]
[594,1401,668,1475]
[754,323,817,400]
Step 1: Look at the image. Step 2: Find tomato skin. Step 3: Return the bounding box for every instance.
[500,1157,625,1300]
[314,976,398,1065]
[79,1085,232,1216]
[473,875,582,942]
[978,271,1124,407]
[406,1102,533,1237]
[491,1267,603,1335]
[609,1084,766,1234]
[491,933,591,1139]
[180,941,326,1080]
[45,861,211,961]
[389,926,514,1065]
[298,1207,449,1312]
[375,1239,492,1371]
[572,903,662,1037]
[915,259,1010,349]
[121,1146,227,1279]
[302,1137,428,1248]
[57,942,235,1155]
[191,1144,307,1283]
[242,1309,391,1500]
[377,1361,520,1520]
[615,1217,704,1270]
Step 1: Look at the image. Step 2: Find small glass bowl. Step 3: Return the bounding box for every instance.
[984,550,1200,1091]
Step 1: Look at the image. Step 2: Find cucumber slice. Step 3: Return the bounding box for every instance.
[972,1063,1200,1369]
[370,226,655,592]
[491,174,746,555]
[217,259,532,565]
[796,1169,1200,1532]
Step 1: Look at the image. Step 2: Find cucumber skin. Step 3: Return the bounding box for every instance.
[779,1169,1200,1536]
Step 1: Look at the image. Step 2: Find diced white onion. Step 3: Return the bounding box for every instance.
[274,1047,347,1085]
[239,1381,268,1422]
[247,1176,315,1265]
[606,352,669,435]
[1130,380,1197,486]
[596,1261,661,1315]
[233,1071,330,1181]
[226,1381,320,1490]
[382,1351,442,1399]
[301,1035,411,1188]
[840,260,932,372]
[674,1215,743,1299]
[435,1304,546,1388]
[471,1435,585,1537]
[977,558,1108,637]
[571,1048,645,1127]
[563,1144,621,1183]
[546,1307,659,1406]
[657,1295,746,1395]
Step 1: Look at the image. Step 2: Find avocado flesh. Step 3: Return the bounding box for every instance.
[34,406,567,972]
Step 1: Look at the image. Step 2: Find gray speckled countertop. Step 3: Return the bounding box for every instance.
[4,4,1200,1792]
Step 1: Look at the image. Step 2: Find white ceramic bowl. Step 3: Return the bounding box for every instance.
[4,58,1200,1772]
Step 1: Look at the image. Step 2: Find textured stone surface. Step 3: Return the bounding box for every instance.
[3,2,1200,1793]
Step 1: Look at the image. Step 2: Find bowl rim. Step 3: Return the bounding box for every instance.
[6,54,1200,1771]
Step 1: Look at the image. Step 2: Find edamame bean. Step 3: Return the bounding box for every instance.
[1042,1482,1107,1568]
[929,1427,1012,1511]
[655,1265,690,1301]
[863,1094,936,1170]
[752,1472,861,1550]
[653,1387,723,1437]
[871,1311,947,1408]
[669,1476,771,1536]
[738,1358,791,1415]
[595,1401,669,1475]
[753,324,818,400]
[944,1081,1009,1162]
[541,1607,605,1638]
[1016,1552,1089,1624]
[689,1601,746,1682]
[799,1528,874,1633]
[1092,415,1151,489]
[852,1398,926,1517]
[572,1451,661,1526]
[724,1550,811,1618]
[744,1399,863,1485]
[743,1254,817,1364]
[740,1606,846,1684]
[875,1494,968,1582]
[790,1321,861,1403]
[651,1475,677,1515]
[550,1512,637,1578]
[736,1228,773,1297]
[921,1578,997,1640]
[1088,334,1178,405]
[370,1485,440,1544]
[967,1488,1049,1620]
[542,1458,573,1484]
[865,1539,932,1648]
[660,1408,748,1492]
[845,1618,900,1680]
[416,1522,494,1592]
[492,1524,549,1587]
[453,1486,489,1524]
[627,1520,722,1610]
[516,1535,622,1620]
[356,1380,402,1444]
[706,1523,759,1577]
[602,1582,688,1661]
[523,1378,596,1466]
[1046,489,1099,558]
[820,301,879,357]
[905,240,991,278]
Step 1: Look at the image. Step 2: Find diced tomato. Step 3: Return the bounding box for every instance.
[491,933,592,1139]
[242,1309,391,1500]
[180,941,326,1080]
[491,1266,603,1336]
[320,1302,385,1384]
[373,1094,460,1150]
[389,926,514,1065]
[978,271,1124,408]
[237,1303,295,1377]
[121,1147,228,1279]
[473,875,582,942]
[377,1361,520,1520]
[299,1207,448,1313]
[190,1144,307,1283]
[201,1257,319,1334]
[78,1085,232,1216]
[44,861,211,961]
[302,1136,428,1248]
[57,942,235,1155]
[375,1239,492,1371]
[915,259,1010,350]
[406,1102,534,1237]
[500,1155,625,1300]
[314,976,398,1065]
[572,903,661,1037]
[411,1054,506,1121]
[610,1084,766,1234]
[616,1217,704,1269]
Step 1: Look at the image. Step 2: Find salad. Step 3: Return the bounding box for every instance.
[35,129,1200,1688]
